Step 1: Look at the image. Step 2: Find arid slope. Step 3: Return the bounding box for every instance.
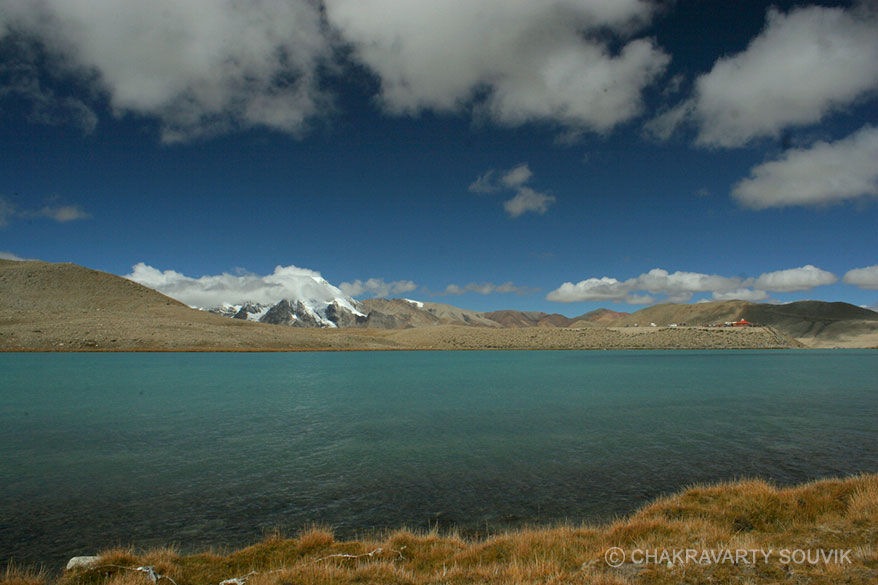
[0,260,399,350]
[0,260,816,350]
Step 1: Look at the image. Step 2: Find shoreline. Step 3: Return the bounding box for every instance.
[2,325,816,351]
[11,473,876,585]
[0,345,812,352]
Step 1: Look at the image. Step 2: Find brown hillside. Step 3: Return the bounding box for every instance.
[0,260,398,350]
[0,260,852,349]
[742,301,878,347]
[612,301,751,327]
[419,301,501,327]
[357,298,441,328]
[571,308,629,327]
[483,310,574,328]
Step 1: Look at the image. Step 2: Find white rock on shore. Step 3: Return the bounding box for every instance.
[66,556,100,571]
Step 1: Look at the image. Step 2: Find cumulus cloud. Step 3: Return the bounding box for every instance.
[338,278,418,299]
[635,268,742,295]
[648,4,878,147]
[547,265,837,304]
[732,125,878,209]
[126,262,353,308]
[546,276,635,303]
[712,288,770,302]
[500,164,533,188]
[503,187,556,218]
[1,0,331,142]
[439,282,533,296]
[469,163,555,217]
[325,0,668,134]
[843,265,878,290]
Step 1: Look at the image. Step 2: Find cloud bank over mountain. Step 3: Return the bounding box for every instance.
[126,262,353,309]
[547,265,839,304]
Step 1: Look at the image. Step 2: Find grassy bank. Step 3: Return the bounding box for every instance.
[5,474,876,585]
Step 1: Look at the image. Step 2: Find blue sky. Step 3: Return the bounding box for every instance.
[1,0,877,314]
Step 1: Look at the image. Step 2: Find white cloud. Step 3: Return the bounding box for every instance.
[338,278,418,299]
[325,0,668,134]
[843,265,878,290]
[712,288,769,302]
[546,276,631,302]
[470,163,556,217]
[649,4,878,147]
[754,265,838,292]
[500,164,533,188]
[547,265,837,303]
[503,187,556,218]
[440,282,532,296]
[732,125,878,209]
[2,0,331,142]
[125,262,352,308]
[635,268,743,295]
[3,1,670,140]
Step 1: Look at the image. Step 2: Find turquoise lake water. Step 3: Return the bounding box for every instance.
[1,350,876,567]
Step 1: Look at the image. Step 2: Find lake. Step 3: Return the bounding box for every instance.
[1,350,876,568]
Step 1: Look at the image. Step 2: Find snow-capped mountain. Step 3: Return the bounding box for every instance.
[128,261,496,329]
[210,302,273,321]
[209,297,366,328]
[126,262,366,328]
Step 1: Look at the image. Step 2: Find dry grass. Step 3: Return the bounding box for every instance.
[6,474,875,585]
[3,563,47,585]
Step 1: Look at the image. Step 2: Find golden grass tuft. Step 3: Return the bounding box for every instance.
[2,562,47,585]
[10,473,877,585]
[845,474,878,523]
[294,526,334,554]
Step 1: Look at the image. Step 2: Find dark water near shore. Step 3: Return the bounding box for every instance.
[1,350,876,568]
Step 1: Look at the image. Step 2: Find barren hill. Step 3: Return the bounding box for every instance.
[0,260,803,350]
[571,308,629,327]
[483,310,573,328]
[0,260,397,350]
[355,299,500,329]
[742,301,878,347]
[614,299,878,347]
[611,300,751,327]
[482,308,629,328]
